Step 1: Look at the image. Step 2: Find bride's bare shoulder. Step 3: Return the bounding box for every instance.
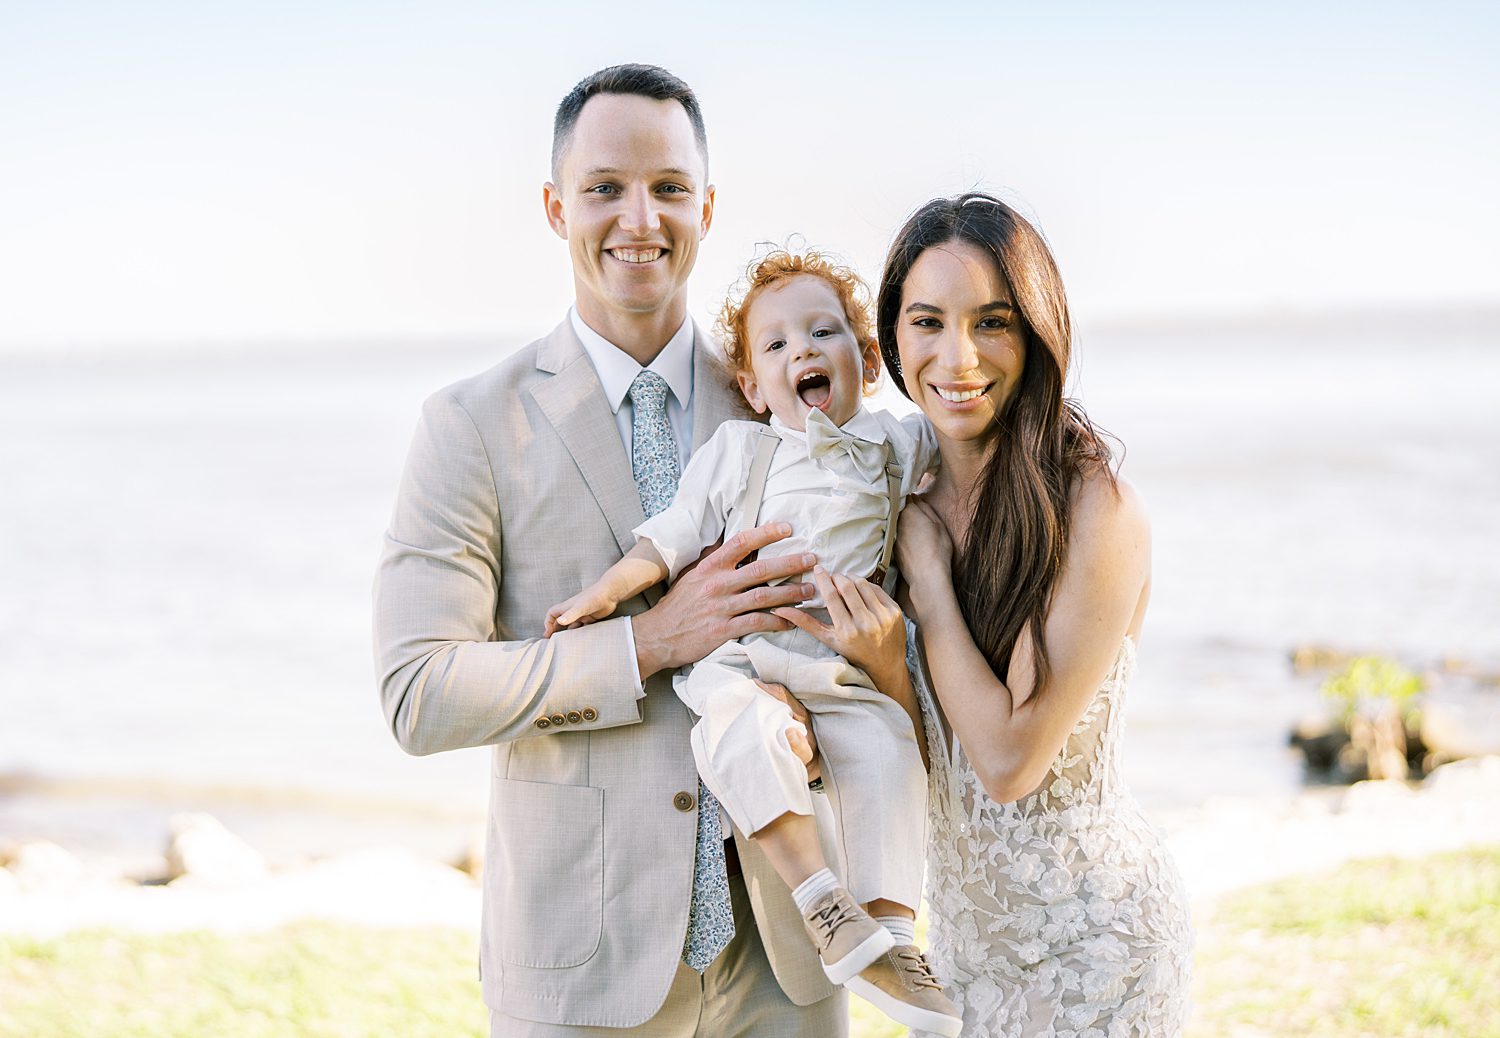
[1069,467,1150,567]
[1073,465,1147,527]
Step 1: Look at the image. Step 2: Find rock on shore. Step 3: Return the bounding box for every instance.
[1,838,478,938]
[164,812,267,886]
[3,757,1498,937]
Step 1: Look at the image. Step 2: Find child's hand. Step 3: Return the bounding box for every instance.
[754,680,820,781]
[773,566,906,694]
[543,585,619,638]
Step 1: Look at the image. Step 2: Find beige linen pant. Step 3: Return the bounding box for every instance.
[488,873,847,1037]
[676,627,927,911]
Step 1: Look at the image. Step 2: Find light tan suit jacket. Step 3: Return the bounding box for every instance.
[374,317,836,1027]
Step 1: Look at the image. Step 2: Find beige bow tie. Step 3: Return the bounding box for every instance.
[804,407,885,482]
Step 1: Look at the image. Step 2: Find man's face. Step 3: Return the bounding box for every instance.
[544,94,714,330]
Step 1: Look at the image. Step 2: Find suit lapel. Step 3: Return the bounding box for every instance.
[531,319,754,595]
[691,324,756,449]
[530,320,644,558]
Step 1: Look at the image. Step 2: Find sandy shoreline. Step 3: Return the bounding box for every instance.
[3,757,1497,938]
[1160,754,1500,904]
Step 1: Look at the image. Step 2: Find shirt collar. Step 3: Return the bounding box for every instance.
[570,307,695,414]
[770,404,887,444]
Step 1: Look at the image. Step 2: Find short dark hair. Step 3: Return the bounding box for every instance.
[551,64,708,179]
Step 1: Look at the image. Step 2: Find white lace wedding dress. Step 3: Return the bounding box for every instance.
[909,625,1192,1037]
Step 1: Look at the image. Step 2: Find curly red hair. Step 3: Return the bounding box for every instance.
[715,248,880,393]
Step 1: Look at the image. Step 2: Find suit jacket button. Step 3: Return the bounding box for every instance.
[566,711,582,725]
[535,717,551,730]
[549,713,567,727]
[581,707,598,722]
[673,791,696,812]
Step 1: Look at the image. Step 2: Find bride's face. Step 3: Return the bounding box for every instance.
[895,240,1028,447]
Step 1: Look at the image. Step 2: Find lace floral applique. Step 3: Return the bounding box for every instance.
[909,627,1193,1038]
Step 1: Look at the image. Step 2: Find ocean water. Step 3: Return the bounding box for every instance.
[2,314,1496,862]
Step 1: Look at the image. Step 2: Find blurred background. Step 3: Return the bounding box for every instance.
[1,1,1497,1033]
[5,0,1496,857]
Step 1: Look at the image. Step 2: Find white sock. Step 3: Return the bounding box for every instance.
[791,868,840,913]
[875,915,916,946]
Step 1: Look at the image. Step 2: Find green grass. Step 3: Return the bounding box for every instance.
[1186,846,1500,1038]
[3,847,1496,1037]
[0,924,485,1038]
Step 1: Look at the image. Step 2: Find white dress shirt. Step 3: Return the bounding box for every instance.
[570,307,695,474]
[570,306,696,700]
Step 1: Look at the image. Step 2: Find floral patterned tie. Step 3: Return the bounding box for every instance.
[627,371,735,972]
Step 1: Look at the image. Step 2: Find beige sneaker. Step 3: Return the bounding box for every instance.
[800,886,895,984]
[846,945,963,1037]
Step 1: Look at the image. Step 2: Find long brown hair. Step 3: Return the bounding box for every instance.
[877,193,1118,700]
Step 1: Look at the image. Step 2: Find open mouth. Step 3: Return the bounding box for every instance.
[608,247,665,265]
[797,370,833,410]
[932,383,993,404]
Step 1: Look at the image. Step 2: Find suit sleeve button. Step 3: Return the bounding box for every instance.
[581,707,598,722]
[566,711,582,724]
[673,791,696,812]
[535,717,551,730]
[549,714,567,727]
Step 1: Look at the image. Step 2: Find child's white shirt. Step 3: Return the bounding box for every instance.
[635,405,937,607]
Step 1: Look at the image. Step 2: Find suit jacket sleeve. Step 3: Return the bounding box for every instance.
[373,389,643,756]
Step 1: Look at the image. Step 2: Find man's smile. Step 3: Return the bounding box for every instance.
[607,246,667,264]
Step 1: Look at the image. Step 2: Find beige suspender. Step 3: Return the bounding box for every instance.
[736,428,781,539]
[734,427,904,595]
[875,459,903,596]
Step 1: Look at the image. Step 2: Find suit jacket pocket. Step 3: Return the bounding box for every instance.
[493,778,604,968]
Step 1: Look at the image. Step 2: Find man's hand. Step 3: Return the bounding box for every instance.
[632,522,815,681]
[755,680,820,782]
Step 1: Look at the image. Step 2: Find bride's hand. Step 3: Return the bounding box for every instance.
[773,567,907,696]
[896,496,955,600]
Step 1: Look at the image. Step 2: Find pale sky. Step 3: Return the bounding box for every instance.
[1,0,1496,347]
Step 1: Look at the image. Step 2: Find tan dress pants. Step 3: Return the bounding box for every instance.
[489,873,847,1037]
